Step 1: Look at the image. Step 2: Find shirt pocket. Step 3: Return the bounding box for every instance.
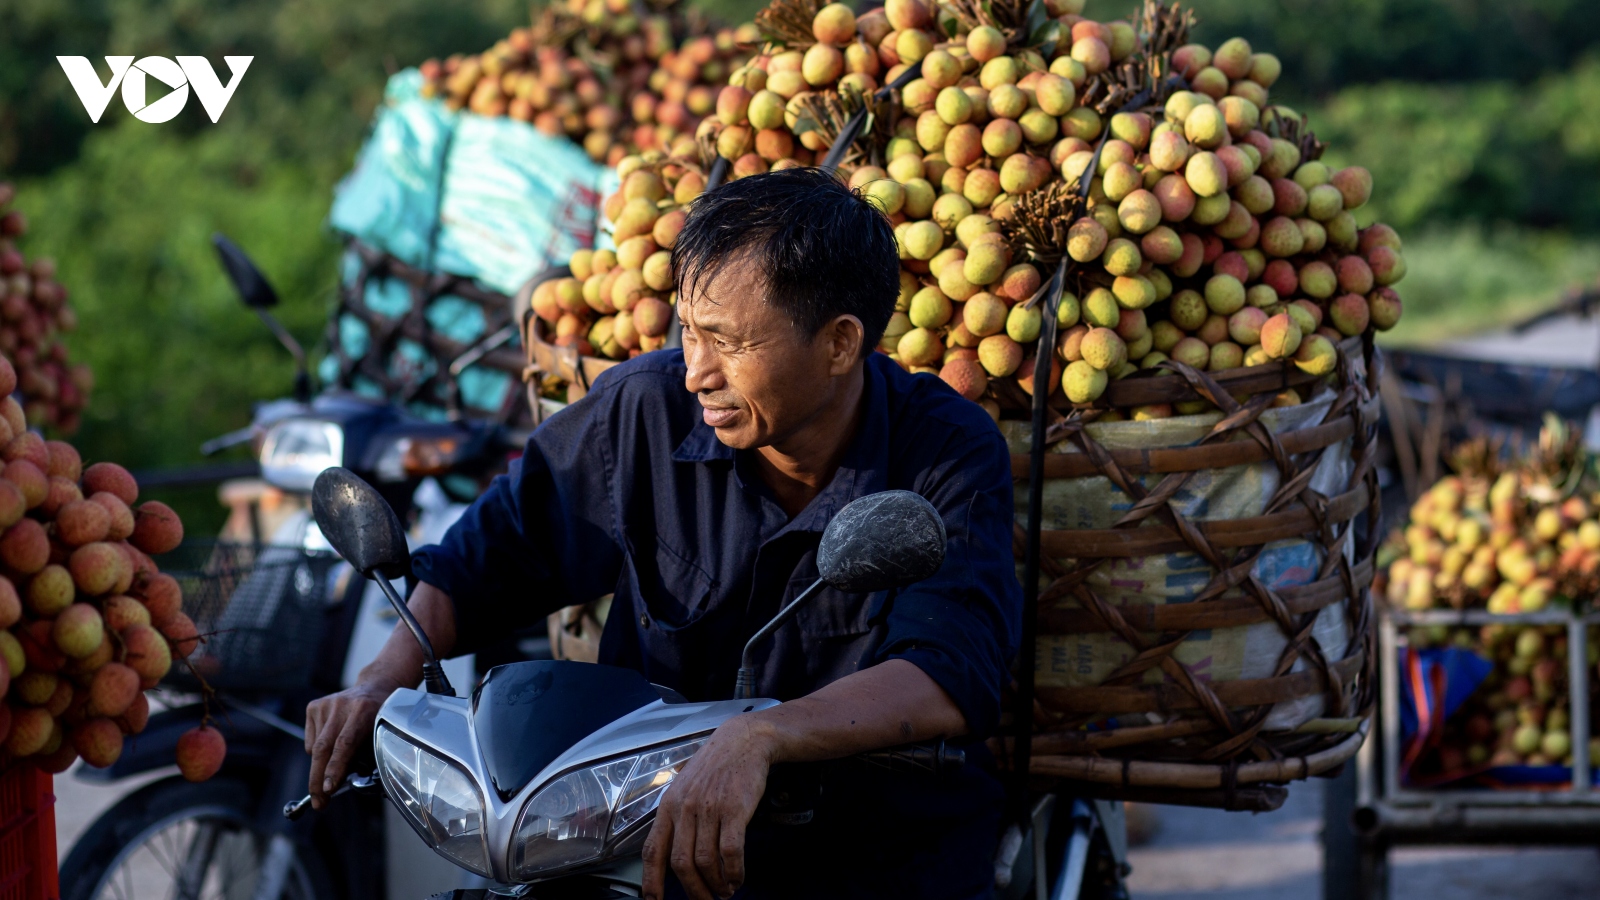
[620,529,718,630]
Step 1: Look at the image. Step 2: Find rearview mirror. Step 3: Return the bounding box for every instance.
[311,467,411,580]
[817,490,946,592]
[212,233,279,309]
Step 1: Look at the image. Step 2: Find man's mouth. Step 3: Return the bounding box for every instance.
[701,405,739,428]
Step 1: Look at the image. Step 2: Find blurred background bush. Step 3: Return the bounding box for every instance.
[3,0,1599,528]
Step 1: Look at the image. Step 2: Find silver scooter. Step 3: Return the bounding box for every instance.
[290,468,968,896]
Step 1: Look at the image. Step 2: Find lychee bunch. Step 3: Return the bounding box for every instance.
[532,154,696,360]
[0,183,91,434]
[418,0,756,166]
[0,351,218,778]
[695,0,1405,416]
[1405,624,1594,779]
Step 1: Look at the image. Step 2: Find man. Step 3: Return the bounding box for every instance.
[304,167,1021,899]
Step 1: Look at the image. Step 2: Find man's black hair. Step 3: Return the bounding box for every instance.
[671,167,900,356]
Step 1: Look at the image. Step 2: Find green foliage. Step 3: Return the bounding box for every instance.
[1310,55,1600,233]
[17,122,338,471]
[1378,226,1600,346]
[1099,0,1600,101]
[0,0,526,177]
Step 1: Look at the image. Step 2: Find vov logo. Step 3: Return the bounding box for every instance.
[57,56,253,124]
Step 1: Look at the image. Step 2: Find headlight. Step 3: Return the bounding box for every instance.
[376,725,492,878]
[260,419,343,491]
[511,737,705,881]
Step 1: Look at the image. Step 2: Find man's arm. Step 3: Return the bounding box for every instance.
[303,583,457,808]
[641,659,964,900]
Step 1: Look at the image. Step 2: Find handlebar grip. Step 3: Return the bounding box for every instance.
[857,739,966,776]
[282,772,382,820]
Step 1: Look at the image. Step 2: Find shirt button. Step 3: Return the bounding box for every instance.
[639,614,650,628]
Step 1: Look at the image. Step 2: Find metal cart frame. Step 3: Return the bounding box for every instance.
[1325,604,1600,898]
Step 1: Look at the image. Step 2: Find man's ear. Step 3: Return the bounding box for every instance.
[824,315,865,375]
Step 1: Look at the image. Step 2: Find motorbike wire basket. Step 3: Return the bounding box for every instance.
[160,540,341,693]
[1002,330,1382,812]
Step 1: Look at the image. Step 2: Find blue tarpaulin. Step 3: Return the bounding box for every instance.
[322,70,617,417]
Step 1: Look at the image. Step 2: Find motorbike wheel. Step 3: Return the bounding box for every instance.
[61,775,335,900]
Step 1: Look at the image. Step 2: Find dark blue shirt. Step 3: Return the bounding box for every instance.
[413,349,1021,898]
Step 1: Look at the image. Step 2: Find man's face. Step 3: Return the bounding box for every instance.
[679,253,861,450]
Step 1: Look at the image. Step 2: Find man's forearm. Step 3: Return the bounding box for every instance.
[357,581,459,691]
[742,658,968,764]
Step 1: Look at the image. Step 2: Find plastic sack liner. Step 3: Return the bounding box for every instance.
[1005,388,1360,732]
[329,69,610,293]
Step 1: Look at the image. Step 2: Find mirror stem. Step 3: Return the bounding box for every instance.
[734,577,825,700]
[253,308,312,402]
[373,574,455,696]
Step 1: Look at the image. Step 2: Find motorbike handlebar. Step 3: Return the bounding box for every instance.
[856,739,966,777]
[283,772,381,820]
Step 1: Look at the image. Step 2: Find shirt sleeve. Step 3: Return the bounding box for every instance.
[410,385,626,656]
[874,427,1022,740]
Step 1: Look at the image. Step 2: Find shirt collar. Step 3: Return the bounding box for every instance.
[672,355,896,533]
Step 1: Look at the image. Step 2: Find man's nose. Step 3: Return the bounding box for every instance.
[683,338,725,395]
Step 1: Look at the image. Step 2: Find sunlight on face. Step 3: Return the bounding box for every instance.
[678,254,840,450]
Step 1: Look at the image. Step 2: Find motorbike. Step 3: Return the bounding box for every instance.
[59,236,516,900]
[290,468,1129,900]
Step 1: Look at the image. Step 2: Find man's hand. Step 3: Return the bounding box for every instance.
[642,716,775,900]
[303,582,458,809]
[304,680,396,809]
[640,660,966,898]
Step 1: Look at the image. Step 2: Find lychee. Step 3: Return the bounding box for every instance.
[45,678,74,717]
[25,564,74,616]
[176,725,227,782]
[70,542,128,596]
[160,611,201,659]
[0,518,50,573]
[977,335,1023,377]
[1329,293,1372,336]
[0,576,17,627]
[40,475,82,517]
[72,717,124,768]
[88,662,141,717]
[82,462,138,506]
[1260,314,1303,360]
[5,706,52,756]
[131,501,183,555]
[137,572,182,626]
[1368,287,1404,331]
[3,432,48,470]
[54,602,105,658]
[45,440,82,481]
[91,492,135,541]
[18,619,65,673]
[1063,360,1107,403]
[1294,334,1339,376]
[3,459,47,509]
[122,623,172,684]
[54,499,109,546]
[939,358,989,402]
[117,691,150,735]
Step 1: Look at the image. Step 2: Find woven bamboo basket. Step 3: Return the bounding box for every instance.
[1001,336,1381,807]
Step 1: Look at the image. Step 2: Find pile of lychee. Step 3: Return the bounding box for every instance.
[702,0,1405,417]
[531,155,691,359]
[1407,624,1596,777]
[0,353,222,781]
[1384,471,1600,615]
[0,183,92,435]
[419,0,755,166]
